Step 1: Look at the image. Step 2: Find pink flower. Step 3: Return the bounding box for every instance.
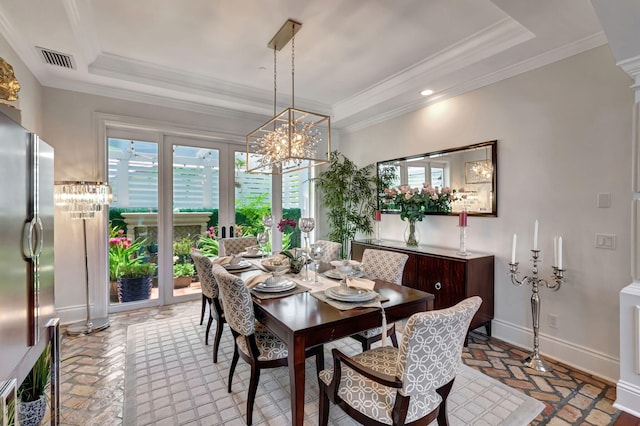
[404,193,412,200]
[442,187,451,194]
[431,194,438,200]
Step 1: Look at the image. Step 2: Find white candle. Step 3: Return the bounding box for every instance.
[558,237,563,269]
[511,233,517,263]
[533,220,539,250]
[553,236,558,267]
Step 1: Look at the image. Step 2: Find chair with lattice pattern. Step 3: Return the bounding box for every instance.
[191,250,227,363]
[350,249,409,351]
[212,264,324,425]
[220,236,258,256]
[319,296,482,426]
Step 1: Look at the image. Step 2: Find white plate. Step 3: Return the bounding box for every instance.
[323,269,364,280]
[325,286,377,302]
[224,261,252,270]
[329,260,361,268]
[260,259,290,272]
[253,280,296,293]
[239,251,264,258]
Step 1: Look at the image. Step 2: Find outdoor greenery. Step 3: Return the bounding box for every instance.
[108,225,146,282]
[118,262,157,279]
[18,344,50,402]
[173,262,195,277]
[314,150,381,258]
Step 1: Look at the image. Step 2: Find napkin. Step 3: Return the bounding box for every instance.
[212,256,233,265]
[245,272,273,288]
[346,277,376,290]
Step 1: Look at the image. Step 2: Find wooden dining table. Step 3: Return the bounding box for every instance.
[240,266,435,426]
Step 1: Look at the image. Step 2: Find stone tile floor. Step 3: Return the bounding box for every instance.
[49,301,630,425]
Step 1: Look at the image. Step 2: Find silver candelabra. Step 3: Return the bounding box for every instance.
[509,249,564,372]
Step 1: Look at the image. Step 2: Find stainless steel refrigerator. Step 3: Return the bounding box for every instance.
[0,111,55,390]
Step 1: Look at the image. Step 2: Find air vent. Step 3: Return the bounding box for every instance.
[36,47,76,69]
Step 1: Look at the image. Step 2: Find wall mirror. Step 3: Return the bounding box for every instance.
[377,140,497,216]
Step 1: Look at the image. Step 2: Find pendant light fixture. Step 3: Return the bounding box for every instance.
[246,19,331,174]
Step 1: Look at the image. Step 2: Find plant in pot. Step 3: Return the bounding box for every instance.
[173,236,195,265]
[173,262,195,289]
[109,225,147,302]
[117,262,157,303]
[314,150,382,258]
[17,344,50,426]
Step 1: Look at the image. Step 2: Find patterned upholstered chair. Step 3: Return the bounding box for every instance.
[312,240,342,273]
[220,236,258,256]
[319,297,482,426]
[212,265,324,426]
[191,251,227,363]
[351,249,409,351]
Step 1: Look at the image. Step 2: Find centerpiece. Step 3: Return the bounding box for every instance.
[383,184,457,246]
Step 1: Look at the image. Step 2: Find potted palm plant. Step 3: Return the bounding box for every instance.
[117,262,157,303]
[17,344,50,426]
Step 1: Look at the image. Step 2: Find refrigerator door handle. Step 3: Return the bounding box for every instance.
[34,216,43,258]
[21,217,39,259]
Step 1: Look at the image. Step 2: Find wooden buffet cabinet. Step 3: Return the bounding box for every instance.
[351,239,494,335]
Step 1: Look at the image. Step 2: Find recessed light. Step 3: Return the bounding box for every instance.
[420,89,434,96]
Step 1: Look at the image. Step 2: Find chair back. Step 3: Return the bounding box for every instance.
[361,249,408,284]
[396,296,482,396]
[212,264,255,336]
[315,240,342,263]
[221,236,258,256]
[190,250,218,299]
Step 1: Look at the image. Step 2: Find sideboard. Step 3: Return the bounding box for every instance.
[351,239,494,335]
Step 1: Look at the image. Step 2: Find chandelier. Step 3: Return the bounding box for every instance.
[246,19,331,174]
[471,146,493,180]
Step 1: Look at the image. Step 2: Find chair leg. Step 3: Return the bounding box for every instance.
[315,348,325,377]
[200,294,206,325]
[205,312,213,346]
[362,339,371,352]
[390,326,399,348]
[246,365,261,425]
[436,379,455,426]
[228,346,239,393]
[213,319,224,363]
[318,381,330,426]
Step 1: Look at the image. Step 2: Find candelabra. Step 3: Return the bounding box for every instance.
[509,249,564,372]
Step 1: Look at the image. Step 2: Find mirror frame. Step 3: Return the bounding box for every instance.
[377,140,498,217]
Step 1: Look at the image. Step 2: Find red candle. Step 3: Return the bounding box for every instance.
[459,211,468,227]
[375,210,381,221]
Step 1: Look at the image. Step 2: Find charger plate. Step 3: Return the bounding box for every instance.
[325,286,377,302]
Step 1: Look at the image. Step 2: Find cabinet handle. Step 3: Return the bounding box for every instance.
[434,282,442,291]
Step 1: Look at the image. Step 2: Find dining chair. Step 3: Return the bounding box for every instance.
[316,240,342,272]
[212,264,325,426]
[351,249,409,351]
[191,250,227,363]
[319,296,482,426]
[220,236,258,256]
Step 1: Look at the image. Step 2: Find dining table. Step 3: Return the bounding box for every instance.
[233,259,435,426]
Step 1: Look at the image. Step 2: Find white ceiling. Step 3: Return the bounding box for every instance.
[0,0,607,131]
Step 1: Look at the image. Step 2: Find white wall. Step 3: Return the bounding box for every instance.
[339,45,633,381]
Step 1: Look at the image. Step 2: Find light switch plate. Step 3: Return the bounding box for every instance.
[597,193,611,208]
[595,233,616,249]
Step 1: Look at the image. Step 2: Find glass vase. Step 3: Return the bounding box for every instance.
[404,219,420,246]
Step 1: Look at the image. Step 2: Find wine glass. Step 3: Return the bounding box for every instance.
[310,244,324,285]
[257,232,269,257]
[262,214,273,227]
[298,218,315,281]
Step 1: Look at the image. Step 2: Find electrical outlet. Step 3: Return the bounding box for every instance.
[548,313,558,329]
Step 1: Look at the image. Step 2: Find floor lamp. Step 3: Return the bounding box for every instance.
[54,181,112,336]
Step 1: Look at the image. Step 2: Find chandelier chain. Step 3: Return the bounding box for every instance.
[273,47,277,117]
[291,22,295,110]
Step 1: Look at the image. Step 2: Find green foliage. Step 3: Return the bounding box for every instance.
[109,224,146,281]
[173,262,195,277]
[235,194,271,236]
[197,233,219,257]
[314,150,379,258]
[18,344,50,402]
[118,262,157,279]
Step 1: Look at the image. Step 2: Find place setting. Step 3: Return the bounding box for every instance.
[244,269,311,299]
[211,254,256,273]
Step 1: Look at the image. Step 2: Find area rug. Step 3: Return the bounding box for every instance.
[124,314,543,425]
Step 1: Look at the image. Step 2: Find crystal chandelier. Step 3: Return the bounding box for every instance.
[471,146,493,180]
[246,19,331,174]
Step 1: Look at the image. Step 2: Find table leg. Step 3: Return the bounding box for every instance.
[288,334,306,425]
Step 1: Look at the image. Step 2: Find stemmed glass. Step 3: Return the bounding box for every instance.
[310,244,324,285]
[298,218,315,281]
[261,215,273,255]
[257,232,269,257]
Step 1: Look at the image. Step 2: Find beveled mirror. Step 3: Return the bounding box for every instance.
[377,140,497,216]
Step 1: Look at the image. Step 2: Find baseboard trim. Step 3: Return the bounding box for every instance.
[492,319,619,383]
[614,380,640,418]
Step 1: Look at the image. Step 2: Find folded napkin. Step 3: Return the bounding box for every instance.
[244,272,273,288]
[347,277,376,290]
[212,255,233,265]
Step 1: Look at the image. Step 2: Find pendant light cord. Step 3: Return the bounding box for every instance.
[291,21,295,110]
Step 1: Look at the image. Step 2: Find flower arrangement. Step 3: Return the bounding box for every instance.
[383,184,458,221]
[197,226,219,257]
[277,218,296,250]
[109,225,146,281]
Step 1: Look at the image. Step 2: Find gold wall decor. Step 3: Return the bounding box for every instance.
[0,57,20,102]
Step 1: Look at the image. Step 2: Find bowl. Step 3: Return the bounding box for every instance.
[261,258,290,273]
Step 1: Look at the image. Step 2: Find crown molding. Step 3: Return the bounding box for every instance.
[618,55,640,80]
[340,31,608,133]
[62,0,101,64]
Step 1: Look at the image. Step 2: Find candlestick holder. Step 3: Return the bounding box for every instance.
[374,221,382,243]
[456,225,470,256]
[509,249,564,372]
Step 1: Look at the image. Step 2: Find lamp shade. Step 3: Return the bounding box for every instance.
[54,181,111,219]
